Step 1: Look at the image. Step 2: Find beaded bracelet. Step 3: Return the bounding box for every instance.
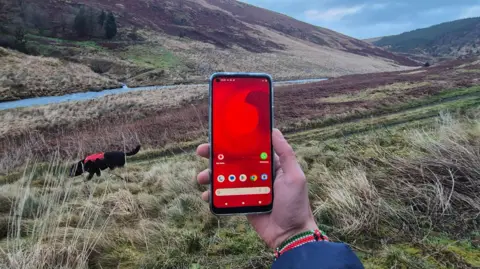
[274,229,329,260]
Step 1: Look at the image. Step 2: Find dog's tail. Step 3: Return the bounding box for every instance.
[126,145,141,156]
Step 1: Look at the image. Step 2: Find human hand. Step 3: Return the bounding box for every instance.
[196,129,318,249]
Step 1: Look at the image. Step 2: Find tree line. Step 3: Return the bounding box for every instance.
[8,5,118,55]
[74,8,117,39]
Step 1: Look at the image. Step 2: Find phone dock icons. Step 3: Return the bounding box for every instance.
[239,174,247,182]
[217,175,225,183]
[250,175,258,182]
[261,174,268,181]
[228,175,236,182]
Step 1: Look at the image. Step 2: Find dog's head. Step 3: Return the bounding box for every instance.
[69,160,84,177]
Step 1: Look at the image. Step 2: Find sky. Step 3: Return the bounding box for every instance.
[239,0,480,39]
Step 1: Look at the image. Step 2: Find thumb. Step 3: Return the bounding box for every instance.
[272,129,304,181]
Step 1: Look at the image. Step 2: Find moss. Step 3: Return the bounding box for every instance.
[359,239,480,268]
[207,228,266,256]
[425,236,480,267]
[96,245,144,269]
[360,244,443,269]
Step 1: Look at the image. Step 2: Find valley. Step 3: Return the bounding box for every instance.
[0,0,479,268]
[0,0,417,100]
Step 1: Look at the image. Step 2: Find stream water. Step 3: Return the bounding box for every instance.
[0,78,328,110]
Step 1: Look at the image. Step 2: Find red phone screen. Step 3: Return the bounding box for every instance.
[211,76,273,210]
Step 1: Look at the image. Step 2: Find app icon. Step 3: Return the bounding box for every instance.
[217,175,225,183]
[261,174,268,181]
[239,174,247,182]
[228,175,236,182]
[218,154,224,160]
[250,175,258,182]
[260,152,268,160]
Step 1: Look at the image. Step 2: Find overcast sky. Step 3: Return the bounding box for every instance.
[240,0,480,39]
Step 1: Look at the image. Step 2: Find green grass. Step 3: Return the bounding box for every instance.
[119,44,183,70]
[360,238,480,269]
[26,34,104,50]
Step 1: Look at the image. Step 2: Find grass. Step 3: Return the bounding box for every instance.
[119,44,182,70]
[458,69,480,73]
[0,110,479,268]
[0,58,479,268]
[1,32,411,101]
[0,84,207,137]
[285,85,480,136]
[0,47,121,101]
[319,82,431,103]
[27,34,105,50]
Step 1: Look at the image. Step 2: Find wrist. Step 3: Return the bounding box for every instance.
[274,228,329,260]
[272,221,319,249]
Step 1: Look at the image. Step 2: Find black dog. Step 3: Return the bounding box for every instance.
[70,145,141,180]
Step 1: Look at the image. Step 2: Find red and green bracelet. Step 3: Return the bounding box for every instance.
[274,229,329,260]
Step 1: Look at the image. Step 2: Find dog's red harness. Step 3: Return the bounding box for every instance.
[84,153,105,163]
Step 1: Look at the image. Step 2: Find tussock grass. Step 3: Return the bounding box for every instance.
[0,159,114,269]
[387,113,480,232]
[295,111,480,266]
[309,165,394,237]
[1,106,480,268]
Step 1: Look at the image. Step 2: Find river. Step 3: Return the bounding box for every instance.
[0,78,327,110]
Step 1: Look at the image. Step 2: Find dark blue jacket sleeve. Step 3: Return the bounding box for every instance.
[272,242,364,269]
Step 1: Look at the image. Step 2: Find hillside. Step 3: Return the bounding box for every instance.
[373,17,480,62]
[0,47,121,101]
[0,0,417,99]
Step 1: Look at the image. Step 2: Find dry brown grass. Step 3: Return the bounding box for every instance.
[0,84,207,138]
[0,48,121,101]
[0,112,479,268]
[163,33,411,80]
[318,81,430,103]
[0,158,114,269]
[309,165,393,236]
[296,112,480,245]
[387,113,480,232]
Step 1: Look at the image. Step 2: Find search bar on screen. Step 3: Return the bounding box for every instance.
[215,187,271,196]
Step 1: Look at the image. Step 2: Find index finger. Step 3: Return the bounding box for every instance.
[196,144,210,159]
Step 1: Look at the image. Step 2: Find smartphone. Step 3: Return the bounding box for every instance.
[209,73,274,215]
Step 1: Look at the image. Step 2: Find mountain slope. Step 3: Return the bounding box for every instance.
[373,17,480,61]
[0,0,417,99]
